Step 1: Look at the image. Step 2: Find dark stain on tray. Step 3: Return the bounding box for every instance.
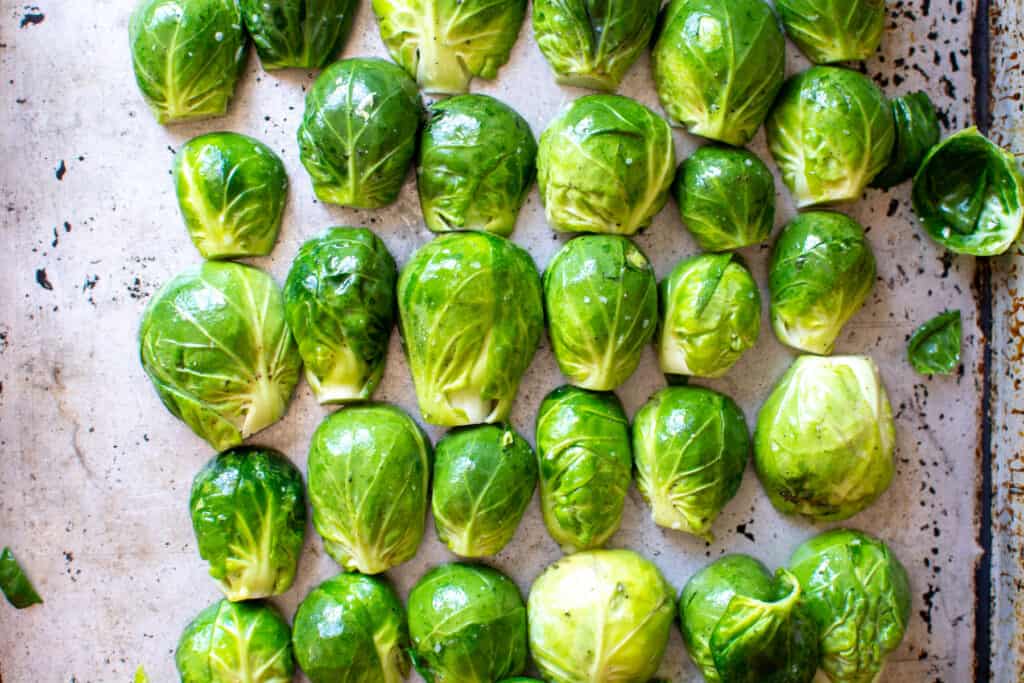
[55,160,66,180]
[35,268,53,290]
[19,7,44,28]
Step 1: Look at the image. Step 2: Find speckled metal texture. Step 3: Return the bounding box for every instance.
[0,1,987,681]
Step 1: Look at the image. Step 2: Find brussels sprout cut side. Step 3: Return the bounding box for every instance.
[176,600,295,683]
[912,127,1024,256]
[398,232,544,426]
[284,228,398,404]
[544,236,658,390]
[535,386,632,553]
[776,0,886,64]
[659,253,761,379]
[174,132,288,259]
[537,94,676,235]
[528,549,675,683]
[768,67,894,207]
[871,91,941,190]
[240,0,357,70]
[292,573,411,683]
[298,58,423,208]
[755,355,895,521]
[532,0,660,91]
[190,447,306,602]
[138,262,302,452]
[908,310,962,375]
[408,563,528,683]
[129,0,247,124]
[634,386,750,540]
[372,0,527,95]
[432,424,538,557]
[789,529,912,683]
[652,0,786,146]
[307,404,432,574]
[679,555,819,683]
[418,94,538,236]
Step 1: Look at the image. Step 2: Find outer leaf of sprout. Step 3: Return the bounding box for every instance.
[240,0,358,70]
[907,310,962,375]
[776,0,886,64]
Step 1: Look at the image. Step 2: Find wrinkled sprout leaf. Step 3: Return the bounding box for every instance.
[0,547,43,609]
[907,310,962,375]
[871,91,941,190]
[240,0,358,70]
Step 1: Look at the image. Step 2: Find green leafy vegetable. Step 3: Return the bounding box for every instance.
[871,91,942,190]
[908,310,962,375]
[134,666,149,683]
[776,0,885,64]
[240,0,357,70]
[0,547,42,609]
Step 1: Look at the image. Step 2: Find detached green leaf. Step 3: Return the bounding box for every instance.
[0,547,42,609]
[134,665,149,683]
[908,310,962,375]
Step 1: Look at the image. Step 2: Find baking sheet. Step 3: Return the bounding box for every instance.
[0,1,986,680]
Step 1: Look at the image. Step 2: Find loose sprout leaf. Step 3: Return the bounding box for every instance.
[907,310,962,375]
[134,666,149,683]
[776,0,885,64]
[240,0,358,70]
[0,547,42,609]
[870,91,941,190]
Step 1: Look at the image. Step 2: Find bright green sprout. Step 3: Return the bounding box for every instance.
[776,0,886,64]
[907,310,962,375]
[240,0,357,70]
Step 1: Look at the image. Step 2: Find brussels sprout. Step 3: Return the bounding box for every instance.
[652,0,786,147]
[535,386,632,553]
[292,573,411,683]
[398,232,544,426]
[418,94,538,236]
[537,94,676,235]
[768,212,876,355]
[129,0,247,124]
[372,0,527,94]
[189,447,306,601]
[528,549,675,682]
[432,424,538,557]
[298,58,423,208]
[500,680,544,683]
[240,0,357,70]
[659,253,761,378]
[789,529,912,682]
[544,236,658,390]
[307,404,432,574]
[408,563,528,683]
[673,146,776,252]
[532,0,660,91]
[173,132,288,260]
[138,262,301,452]
[776,0,885,64]
[908,310,962,375]
[633,386,749,540]
[176,600,295,683]
[870,92,941,190]
[755,355,895,521]
[284,228,397,404]
[912,127,1024,256]
[0,547,42,609]
[767,67,895,207]
[680,555,819,683]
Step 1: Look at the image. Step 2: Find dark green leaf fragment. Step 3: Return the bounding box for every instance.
[0,547,43,609]
[871,91,941,189]
[907,309,961,375]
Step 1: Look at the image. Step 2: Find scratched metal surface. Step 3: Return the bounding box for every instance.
[0,1,985,681]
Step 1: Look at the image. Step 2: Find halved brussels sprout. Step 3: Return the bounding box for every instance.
[432,424,538,557]
[307,404,432,574]
[418,94,537,236]
[673,146,776,252]
[634,386,750,540]
[871,92,941,190]
[173,132,288,259]
[789,529,912,683]
[532,0,660,91]
[767,67,894,207]
[908,309,962,375]
[912,127,1024,256]
[189,447,305,601]
[528,549,675,683]
[535,385,632,553]
[537,94,676,235]
[240,0,357,70]
[680,555,819,683]
[769,211,876,355]
[408,563,528,683]
[292,573,411,683]
[659,253,761,378]
[138,262,301,452]
[372,0,527,94]
[284,228,397,404]
[544,236,658,390]
[176,600,294,683]
[652,0,786,147]
[776,0,885,64]
[398,232,544,426]
[755,355,895,521]
[298,58,423,208]
[129,0,247,124]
